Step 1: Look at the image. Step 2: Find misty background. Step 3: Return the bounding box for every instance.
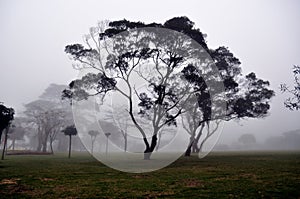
[1,0,300,151]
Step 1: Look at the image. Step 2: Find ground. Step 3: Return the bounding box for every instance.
[0,151,299,198]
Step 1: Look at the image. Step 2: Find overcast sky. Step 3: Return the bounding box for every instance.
[1,0,300,144]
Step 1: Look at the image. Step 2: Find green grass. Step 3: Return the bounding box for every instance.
[0,151,300,198]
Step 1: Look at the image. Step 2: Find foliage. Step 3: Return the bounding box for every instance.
[280,65,300,110]
[61,125,77,136]
[0,103,14,142]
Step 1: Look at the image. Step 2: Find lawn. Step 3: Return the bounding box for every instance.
[0,151,299,198]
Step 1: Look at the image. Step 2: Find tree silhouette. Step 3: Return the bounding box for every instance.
[62,16,274,159]
[62,125,77,158]
[182,56,274,155]
[280,65,300,110]
[0,103,14,160]
[63,17,211,159]
[0,103,14,142]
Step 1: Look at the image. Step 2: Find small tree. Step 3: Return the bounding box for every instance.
[280,65,300,110]
[88,130,99,154]
[62,125,77,158]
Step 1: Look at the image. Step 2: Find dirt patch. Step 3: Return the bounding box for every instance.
[181,179,204,188]
[6,150,52,155]
[0,178,20,185]
[39,178,55,182]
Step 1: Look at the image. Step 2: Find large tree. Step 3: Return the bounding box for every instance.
[63,17,213,159]
[62,16,273,159]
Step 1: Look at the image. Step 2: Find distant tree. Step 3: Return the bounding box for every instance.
[88,130,99,154]
[39,84,68,102]
[62,125,77,158]
[280,65,300,110]
[24,84,72,153]
[0,103,14,160]
[8,125,26,150]
[102,106,130,152]
[264,129,300,150]
[24,100,67,153]
[238,134,256,145]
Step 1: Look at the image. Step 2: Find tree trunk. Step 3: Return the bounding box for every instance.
[42,139,47,153]
[12,139,15,151]
[191,124,205,154]
[91,139,94,154]
[185,137,195,156]
[37,132,43,152]
[49,140,54,154]
[193,142,200,153]
[124,133,127,152]
[143,134,158,160]
[68,135,72,158]
[42,131,51,153]
[156,133,162,151]
[0,127,4,143]
[1,127,9,160]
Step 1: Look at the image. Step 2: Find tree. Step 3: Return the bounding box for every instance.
[238,134,256,145]
[102,106,130,152]
[62,125,77,158]
[280,65,300,110]
[181,46,274,156]
[0,103,14,143]
[8,125,26,150]
[88,130,99,154]
[63,17,219,159]
[24,84,72,153]
[24,100,67,153]
[0,103,14,160]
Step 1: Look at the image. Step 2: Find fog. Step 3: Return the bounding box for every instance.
[1,0,300,151]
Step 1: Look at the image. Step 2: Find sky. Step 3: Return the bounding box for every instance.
[0,0,300,144]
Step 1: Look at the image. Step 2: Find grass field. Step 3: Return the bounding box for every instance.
[0,151,300,198]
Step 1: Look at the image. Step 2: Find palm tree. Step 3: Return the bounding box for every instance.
[62,125,77,158]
